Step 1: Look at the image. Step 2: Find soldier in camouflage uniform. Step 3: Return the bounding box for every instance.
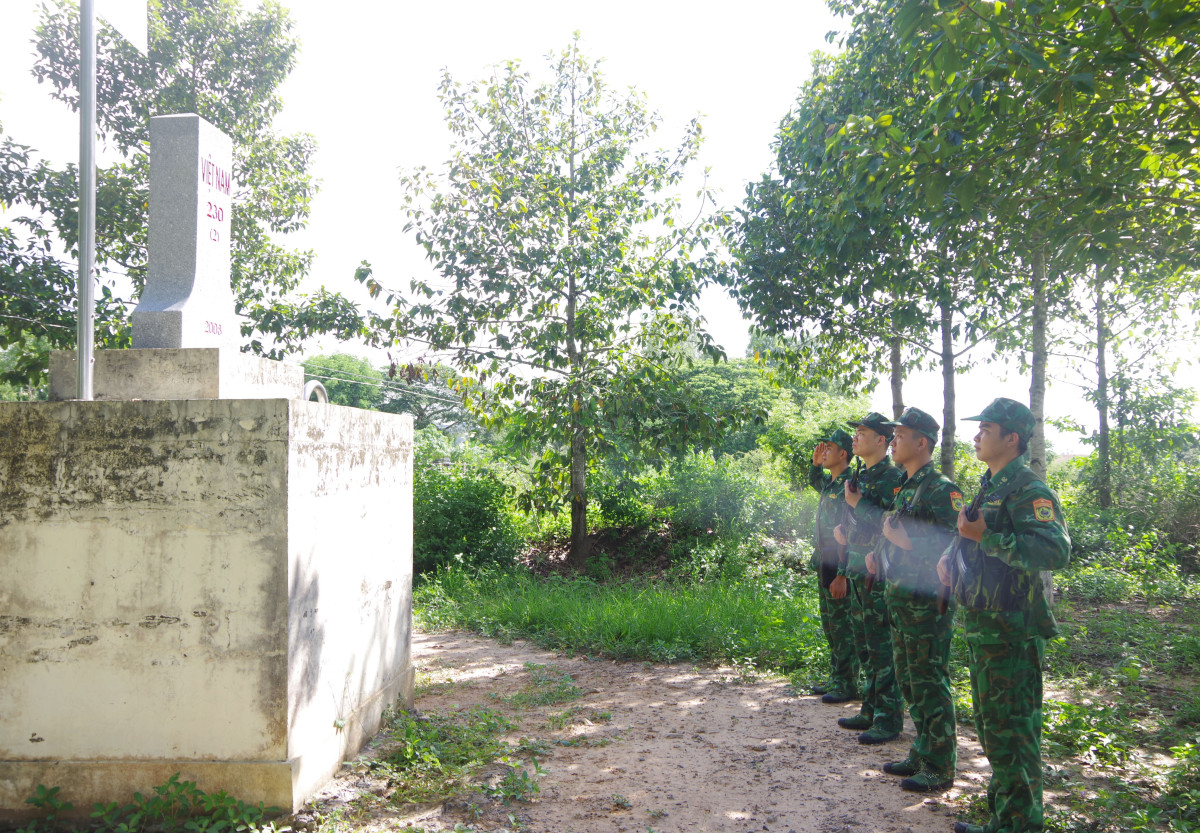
[938,398,1071,833]
[808,429,861,703]
[866,407,961,792]
[831,412,906,743]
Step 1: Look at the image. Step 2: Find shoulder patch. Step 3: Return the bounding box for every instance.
[1033,498,1055,522]
[950,491,964,512]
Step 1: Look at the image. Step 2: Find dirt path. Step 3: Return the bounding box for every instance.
[309,630,989,833]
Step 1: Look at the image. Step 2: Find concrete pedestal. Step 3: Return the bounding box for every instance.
[0,398,414,816]
[48,349,304,401]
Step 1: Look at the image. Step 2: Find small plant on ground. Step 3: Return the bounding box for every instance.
[514,737,554,757]
[480,759,545,804]
[17,775,281,833]
[17,784,72,833]
[371,708,513,806]
[542,705,611,731]
[505,663,583,708]
[1043,700,1137,767]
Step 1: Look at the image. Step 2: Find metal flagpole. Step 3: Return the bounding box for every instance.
[77,0,97,401]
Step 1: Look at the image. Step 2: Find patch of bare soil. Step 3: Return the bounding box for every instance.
[303,630,989,833]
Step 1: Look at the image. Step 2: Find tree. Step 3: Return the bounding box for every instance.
[0,332,50,401]
[673,359,785,456]
[0,0,364,387]
[823,0,1200,476]
[362,37,726,565]
[376,360,476,434]
[1054,257,1198,507]
[301,353,384,410]
[727,22,1023,477]
[300,353,477,432]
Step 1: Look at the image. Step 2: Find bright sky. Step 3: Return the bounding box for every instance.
[265,0,842,360]
[2,0,1195,452]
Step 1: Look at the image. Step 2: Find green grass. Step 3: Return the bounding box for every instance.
[1047,600,1200,693]
[1057,555,1200,605]
[502,663,582,708]
[414,566,827,673]
[1039,593,1200,832]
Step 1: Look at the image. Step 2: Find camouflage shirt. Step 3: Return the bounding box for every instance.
[808,463,852,573]
[879,462,962,603]
[843,456,905,578]
[952,457,1071,642]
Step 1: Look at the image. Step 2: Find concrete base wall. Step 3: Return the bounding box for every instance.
[0,399,413,817]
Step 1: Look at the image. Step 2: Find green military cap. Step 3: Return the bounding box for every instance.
[963,397,1035,441]
[820,428,854,457]
[882,406,939,444]
[847,411,894,439]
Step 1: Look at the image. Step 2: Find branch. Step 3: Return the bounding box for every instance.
[384,332,568,378]
[950,307,1028,359]
[1104,1,1200,123]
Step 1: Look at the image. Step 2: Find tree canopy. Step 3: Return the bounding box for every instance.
[359,37,729,564]
[728,0,1200,480]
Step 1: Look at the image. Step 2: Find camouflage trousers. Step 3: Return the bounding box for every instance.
[890,597,957,778]
[848,576,904,733]
[818,579,861,694]
[968,637,1047,833]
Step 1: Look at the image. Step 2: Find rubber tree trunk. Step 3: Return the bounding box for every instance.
[1028,249,1048,480]
[890,334,904,420]
[1029,248,1053,603]
[565,94,591,569]
[939,293,956,478]
[568,420,590,567]
[1094,265,1113,509]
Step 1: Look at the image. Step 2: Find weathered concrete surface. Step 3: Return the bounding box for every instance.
[48,349,304,401]
[0,399,413,816]
[285,401,415,803]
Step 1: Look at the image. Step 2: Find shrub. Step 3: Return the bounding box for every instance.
[668,534,812,584]
[413,429,526,573]
[1060,445,1200,571]
[1055,520,1199,603]
[653,450,809,538]
[590,467,658,531]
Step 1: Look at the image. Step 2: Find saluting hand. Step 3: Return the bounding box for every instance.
[812,443,825,466]
[958,508,987,542]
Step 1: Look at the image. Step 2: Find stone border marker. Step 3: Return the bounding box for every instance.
[131,113,236,348]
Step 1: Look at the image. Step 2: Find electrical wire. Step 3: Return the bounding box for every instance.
[302,364,466,407]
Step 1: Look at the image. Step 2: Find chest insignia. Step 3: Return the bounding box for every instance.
[1032,498,1055,522]
[893,486,902,495]
[950,491,963,512]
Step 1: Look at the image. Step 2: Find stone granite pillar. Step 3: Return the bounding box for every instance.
[131,114,237,349]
